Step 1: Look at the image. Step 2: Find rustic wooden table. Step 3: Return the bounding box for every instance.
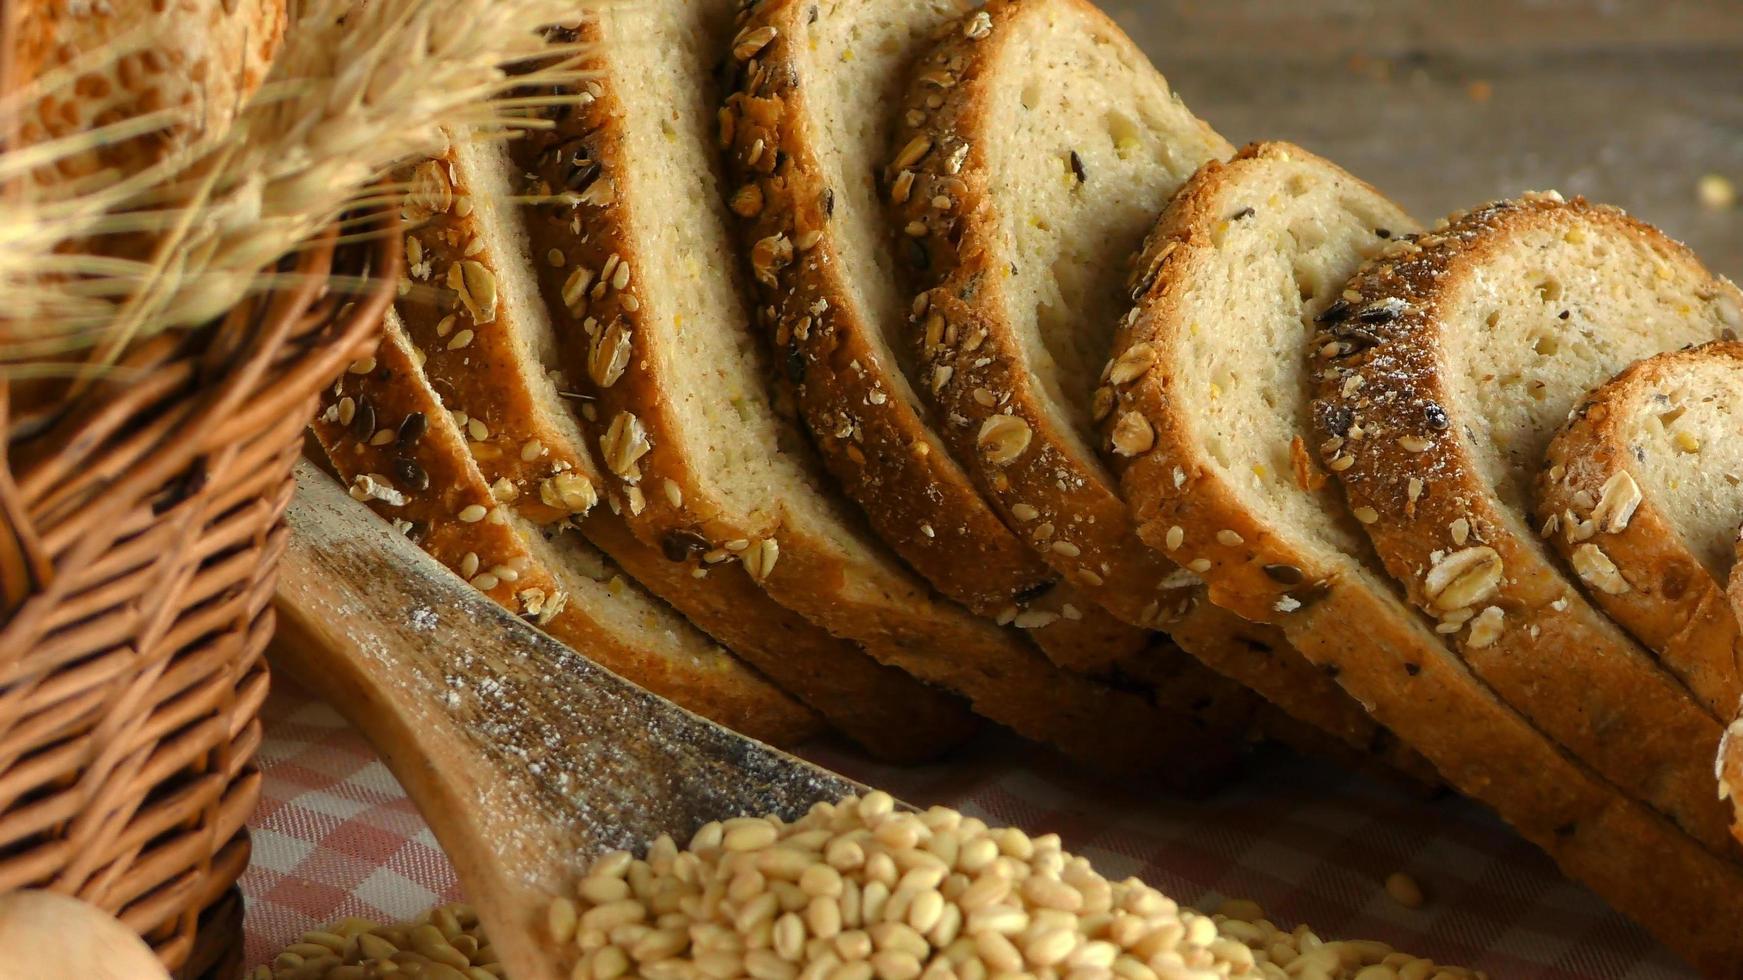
[1108,0,1743,278]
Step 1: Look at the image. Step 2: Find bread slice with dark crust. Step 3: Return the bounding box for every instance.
[888,0,1218,631]
[882,0,1397,766]
[717,0,1150,672]
[313,315,821,746]
[387,135,977,763]
[1538,341,1743,720]
[501,0,1257,782]
[1106,151,1743,965]
[1310,193,1743,858]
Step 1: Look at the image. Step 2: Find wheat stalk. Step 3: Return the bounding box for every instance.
[0,0,596,370]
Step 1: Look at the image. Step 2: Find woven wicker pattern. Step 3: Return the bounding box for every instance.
[0,219,398,977]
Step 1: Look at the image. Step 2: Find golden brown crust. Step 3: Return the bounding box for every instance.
[718,0,1354,779]
[1116,181,1743,961]
[1309,193,1739,858]
[8,0,287,185]
[1263,545,1743,975]
[1112,144,1405,622]
[1110,144,1438,770]
[389,144,598,529]
[887,0,1214,630]
[1537,341,1743,720]
[718,0,1149,671]
[884,4,1399,770]
[501,10,1255,782]
[391,136,976,764]
[311,319,822,746]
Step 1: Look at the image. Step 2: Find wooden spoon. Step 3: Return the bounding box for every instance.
[271,459,860,980]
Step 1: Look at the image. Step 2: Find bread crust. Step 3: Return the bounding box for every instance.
[1111,144,1408,625]
[1537,341,1743,719]
[389,136,976,764]
[8,0,287,184]
[1310,194,1740,858]
[719,0,1150,671]
[889,0,1216,631]
[718,0,1331,758]
[503,8,1255,781]
[312,318,822,746]
[1221,531,1743,975]
[884,0,1399,766]
[1108,144,1743,962]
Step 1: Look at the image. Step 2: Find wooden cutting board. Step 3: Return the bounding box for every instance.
[270,459,861,980]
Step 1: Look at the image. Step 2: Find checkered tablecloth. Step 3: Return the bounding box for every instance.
[242,678,1695,979]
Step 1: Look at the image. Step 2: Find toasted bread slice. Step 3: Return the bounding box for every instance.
[1106,142,1743,962]
[1310,193,1743,857]
[884,0,1394,762]
[501,0,1255,781]
[718,0,1153,670]
[387,134,976,762]
[1538,341,1743,719]
[312,314,821,746]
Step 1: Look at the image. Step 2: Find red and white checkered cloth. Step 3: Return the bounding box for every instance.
[243,679,1695,978]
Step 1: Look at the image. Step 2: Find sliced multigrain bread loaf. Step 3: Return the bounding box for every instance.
[1538,341,1743,719]
[716,0,1313,747]
[1310,193,1743,857]
[1105,149,1743,965]
[386,134,976,762]
[716,0,1148,671]
[883,0,1393,762]
[501,0,1256,781]
[312,313,821,746]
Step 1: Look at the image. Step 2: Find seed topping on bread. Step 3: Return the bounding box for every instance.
[1310,192,1742,856]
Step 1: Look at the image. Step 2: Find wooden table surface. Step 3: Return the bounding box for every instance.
[1108,0,1743,278]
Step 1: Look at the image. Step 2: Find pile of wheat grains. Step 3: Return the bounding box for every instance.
[260,793,1478,980]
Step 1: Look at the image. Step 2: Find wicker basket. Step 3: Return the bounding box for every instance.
[0,215,399,977]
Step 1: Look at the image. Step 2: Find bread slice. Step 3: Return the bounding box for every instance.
[312,313,821,746]
[726,0,1432,786]
[1537,341,1743,845]
[883,0,1394,762]
[387,135,977,763]
[501,0,1255,782]
[714,0,1332,754]
[1538,341,1743,719]
[889,0,1221,626]
[716,0,1150,672]
[1310,193,1743,857]
[1107,144,1414,621]
[1107,150,1743,965]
